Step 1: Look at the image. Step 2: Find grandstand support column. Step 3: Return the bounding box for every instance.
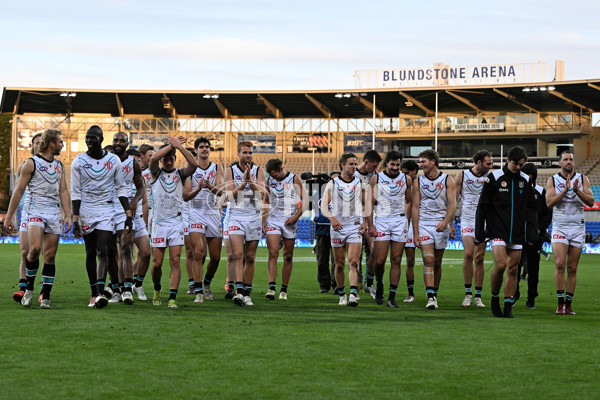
[435,92,438,151]
[372,94,376,150]
[282,118,286,164]
[327,117,331,173]
[10,113,19,191]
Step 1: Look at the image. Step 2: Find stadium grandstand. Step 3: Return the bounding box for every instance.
[2,75,600,249]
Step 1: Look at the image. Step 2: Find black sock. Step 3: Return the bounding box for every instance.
[338,286,345,296]
[25,258,39,291]
[475,286,482,298]
[228,281,235,291]
[464,283,472,296]
[269,281,276,291]
[407,280,414,296]
[426,286,434,299]
[243,283,252,296]
[389,284,398,301]
[124,278,134,293]
[236,281,244,294]
[169,289,177,300]
[153,281,161,291]
[41,263,55,300]
[203,274,214,287]
[135,274,145,287]
[194,281,203,294]
[18,278,27,291]
[280,285,288,293]
[366,274,374,287]
[557,290,565,305]
[565,292,574,306]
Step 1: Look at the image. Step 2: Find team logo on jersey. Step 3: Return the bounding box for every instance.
[54,165,62,174]
[271,184,277,188]
[556,183,565,191]
[104,161,113,170]
[501,181,507,187]
[422,184,429,189]
[123,165,132,174]
[83,163,92,169]
[466,180,474,184]
[519,181,524,188]
[436,182,444,190]
[152,237,165,244]
[39,166,48,172]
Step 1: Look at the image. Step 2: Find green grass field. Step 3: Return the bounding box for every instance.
[1,244,599,399]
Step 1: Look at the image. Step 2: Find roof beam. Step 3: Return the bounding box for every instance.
[12,91,21,114]
[115,93,124,118]
[445,90,482,113]
[549,90,595,113]
[398,91,434,116]
[214,99,235,118]
[258,94,283,118]
[305,94,335,118]
[493,88,539,113]
[588,82,600,92]
[357,96,385,118]
[161,94,178,118]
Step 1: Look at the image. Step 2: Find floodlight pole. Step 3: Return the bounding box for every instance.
[372,94,376,150]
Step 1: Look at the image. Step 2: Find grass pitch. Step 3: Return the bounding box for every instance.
[1,244,599,399]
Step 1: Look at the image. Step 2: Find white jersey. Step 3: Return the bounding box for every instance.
[327,175,362,226]
[113,155,135,203]
[460,168,488,219]
[374,171,408,220]
[417,172,449,222]
[355,168,376,188]
[267,171,298,219]
[228,163,262,220]
[552,172,585,228]
[190,162,219,214]
[151,168,185,225]
[28,155,63,209]
[71,151,127,205]
[142,167,152,208]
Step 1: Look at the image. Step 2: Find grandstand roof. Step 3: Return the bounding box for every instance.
[3,79,600,118]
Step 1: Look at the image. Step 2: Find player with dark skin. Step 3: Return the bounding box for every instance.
[72,126,133,308]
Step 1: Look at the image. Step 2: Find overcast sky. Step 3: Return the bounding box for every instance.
[1,0,599,91]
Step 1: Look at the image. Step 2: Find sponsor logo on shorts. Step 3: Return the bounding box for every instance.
[420,236,431,241]
[20,222,27,228]
[407,238,413,244]
[462,228,474,233]
[493,238,504,242]
[29,217,43,223]
[377,232,386,237]
[183,227,189,233]
[331,238,342,244]
[266,226,277,232]
[229,226,241,231]
[553,234,566,240]
[152,237,165,244]
[190,223,205,229]
[82,225,90,231]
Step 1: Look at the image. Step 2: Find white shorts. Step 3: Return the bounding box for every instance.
[405,222,414,248]
[460,218,475,238]
[551,226,585,249]
[265,215,297,239]
[27,207,63,235]
[418,220,449,250]
[491,238,522,250]
[223,213,230,239]
[182,209,190,236]
[134,214,149,239]
[80,204,115,235]
[19,208,29,232]
[331,221,362,248]
[189,209,223,238]
[374,217,408,243]
[227,217,263,241]
[151,221,184,248]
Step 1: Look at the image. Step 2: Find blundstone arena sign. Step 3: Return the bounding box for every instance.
[354,61,560,88]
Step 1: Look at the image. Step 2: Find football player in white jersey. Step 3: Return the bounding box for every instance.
[224,141,268,306]
[132,144,154,300]
[12,133,42,303]
[401,160,419,303]
[546,151,594,315]
[5,129,71,309]
[454,150,493,308]
[149,136,198,309]
[367,151,412,308]
[71,125,132,308]
[110,132,146,304]
[263,158,308,301]
[412,149,456,309]
[355,150,381,296]
[320,153,366,306]
[183,138,225,303]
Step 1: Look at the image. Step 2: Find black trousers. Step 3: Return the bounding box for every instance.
[517,241,541,301]
[315,235,335,290]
